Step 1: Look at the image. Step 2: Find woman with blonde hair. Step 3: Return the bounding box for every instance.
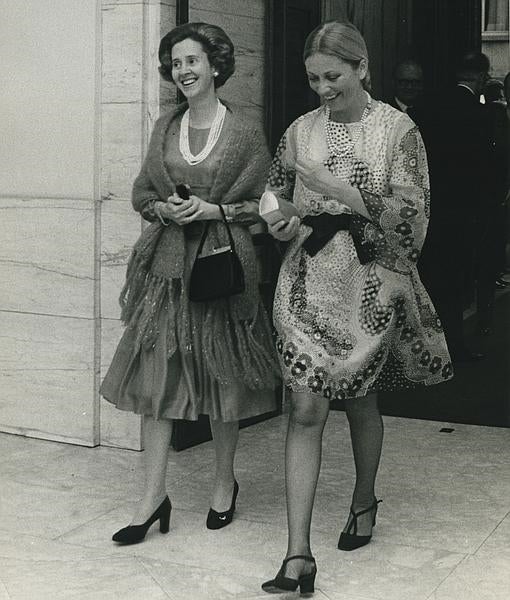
[262,21,451,594]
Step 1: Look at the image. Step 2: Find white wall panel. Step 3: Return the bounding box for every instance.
[0,1,97,199]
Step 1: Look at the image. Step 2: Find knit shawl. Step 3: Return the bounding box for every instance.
[119,103,280,389]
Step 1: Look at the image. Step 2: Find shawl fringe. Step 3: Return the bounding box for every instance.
[116,105,280,391]
[122,273,280,389]
[123,273,174,355]
[200,301,281,390]
[122,269,280,391]
[117,210,275,390]
[119,222,164,325]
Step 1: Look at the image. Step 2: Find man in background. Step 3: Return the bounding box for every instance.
[411,52,492,361]
[389,59,424,113]
[473,77,510,333]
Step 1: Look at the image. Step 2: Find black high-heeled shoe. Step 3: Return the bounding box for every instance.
[206,480,239,530]
[262,555,316,596]
[338,498,382,551]
[112,496,171,545]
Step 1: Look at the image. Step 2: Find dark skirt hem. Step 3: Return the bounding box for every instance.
[101,391,277,423]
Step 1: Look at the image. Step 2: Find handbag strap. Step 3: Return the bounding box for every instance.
[195,205,237,257]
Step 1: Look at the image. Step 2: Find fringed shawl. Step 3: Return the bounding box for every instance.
[119,103,280,389]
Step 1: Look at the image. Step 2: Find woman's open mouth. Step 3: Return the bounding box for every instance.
[181,77,198,89]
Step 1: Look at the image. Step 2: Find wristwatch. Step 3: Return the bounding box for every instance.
[223,204,235,223]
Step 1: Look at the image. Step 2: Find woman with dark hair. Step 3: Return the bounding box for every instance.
[261,21,451,594]
[101,22,279,545]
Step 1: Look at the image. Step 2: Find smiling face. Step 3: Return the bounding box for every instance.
[171,38,216,101]
[305,52,367,121]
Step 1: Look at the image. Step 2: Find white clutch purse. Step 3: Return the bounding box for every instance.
[259,191,299,226]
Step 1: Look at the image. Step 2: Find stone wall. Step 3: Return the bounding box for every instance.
[0,1,100,447]
[99,0,174,450]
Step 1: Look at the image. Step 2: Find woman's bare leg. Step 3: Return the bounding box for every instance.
[342,393,384,535]
[284,391,330,578]
[131,415,173,524]
[209,419,239,510]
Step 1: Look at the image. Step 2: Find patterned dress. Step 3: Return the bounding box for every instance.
[268,98,453,401]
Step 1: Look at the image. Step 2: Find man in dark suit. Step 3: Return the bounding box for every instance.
[484,77,510,291]
[410,52,492,362]
[474,78,510,332]
[389,59,424,114]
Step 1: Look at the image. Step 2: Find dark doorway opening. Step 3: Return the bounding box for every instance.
[265,0,322,152]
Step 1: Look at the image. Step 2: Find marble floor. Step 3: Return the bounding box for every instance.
[1,412,509,600]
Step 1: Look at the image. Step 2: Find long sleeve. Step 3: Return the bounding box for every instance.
[131,156,163,222]
[220,124,272,225]
[266,125,297,201]
[359,118,430,272]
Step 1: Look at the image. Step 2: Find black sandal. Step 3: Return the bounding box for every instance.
[338,498,382,551]
[262,554,316,595]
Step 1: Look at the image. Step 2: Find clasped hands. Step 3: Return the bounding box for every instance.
[155,193,216,225]
[269,157,342,241]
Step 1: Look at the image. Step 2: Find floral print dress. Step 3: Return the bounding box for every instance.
[268,98,452,401]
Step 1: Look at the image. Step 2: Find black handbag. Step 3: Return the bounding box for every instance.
[189,205,245,302]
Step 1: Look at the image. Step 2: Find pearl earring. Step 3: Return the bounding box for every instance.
[213,71,218,77]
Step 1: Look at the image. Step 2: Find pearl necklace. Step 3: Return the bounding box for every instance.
[325,94,371,160]
[179,99,227,165]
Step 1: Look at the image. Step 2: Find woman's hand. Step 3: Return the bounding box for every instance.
[165,194,223,222]
[190,196,222,220]
[294,157,369,218]
[158,194,203,225]
[295,157,341,197]
[269,216,300,241]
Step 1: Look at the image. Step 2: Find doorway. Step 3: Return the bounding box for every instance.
[265,0,322,152]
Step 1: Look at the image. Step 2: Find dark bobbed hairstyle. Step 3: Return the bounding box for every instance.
[158,22,235,88]
[303,20,371,91]
[455,51,490,81]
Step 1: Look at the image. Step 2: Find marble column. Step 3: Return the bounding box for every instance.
[99,0,177,449]
[0,1,100,447]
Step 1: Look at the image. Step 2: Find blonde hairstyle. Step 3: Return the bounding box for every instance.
[303,21,371,91]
